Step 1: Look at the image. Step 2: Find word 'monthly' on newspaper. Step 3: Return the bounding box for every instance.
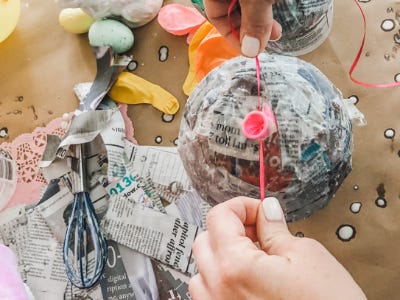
[103,193,200,276]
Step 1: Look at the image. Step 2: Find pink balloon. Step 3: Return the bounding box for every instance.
[158,4,205,35]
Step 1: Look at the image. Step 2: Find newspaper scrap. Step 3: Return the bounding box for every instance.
[174,190,210,229]
[64,241,143,300]
[77,46,131,112]
[124,141,192,193]
[106,171,166,213]
[59,108,118,148]
[0,205,69,299]
[152,262,192,300]
[103,194,200,276]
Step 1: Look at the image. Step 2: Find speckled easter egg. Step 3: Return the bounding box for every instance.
[88,19,134,54]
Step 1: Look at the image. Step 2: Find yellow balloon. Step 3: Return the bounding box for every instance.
[0,0,21,43]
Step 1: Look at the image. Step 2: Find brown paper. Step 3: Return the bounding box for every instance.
[1,0,400,298]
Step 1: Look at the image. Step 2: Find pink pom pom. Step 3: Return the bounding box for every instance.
[242,104,277,140]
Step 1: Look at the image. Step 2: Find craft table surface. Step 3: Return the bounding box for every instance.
[1,0,400,299]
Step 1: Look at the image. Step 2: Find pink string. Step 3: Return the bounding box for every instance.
[228,0,265,200]
[227,0,240,40]
[350,0,400,87]
[255,57,265,200]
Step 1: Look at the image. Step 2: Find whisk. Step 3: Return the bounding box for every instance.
[63,143,108,289]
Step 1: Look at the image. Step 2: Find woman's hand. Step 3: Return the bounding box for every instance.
[189,196,366,299]
[203,0,282,57]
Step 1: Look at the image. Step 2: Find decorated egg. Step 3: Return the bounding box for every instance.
[178,53,356,222]
[59,8,94,34]
[88,19,134,54]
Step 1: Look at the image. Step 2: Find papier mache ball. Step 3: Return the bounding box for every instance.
[178,53,353,222]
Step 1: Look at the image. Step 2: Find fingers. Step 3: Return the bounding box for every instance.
[192,232,216,277]
[270,20,282,41]
[203,0,242,52]
[239,0,279,57]
[244,224,257,242]
[206,197,260,247]
[189,274,213,300]
[204,0,281,57]
[256,197,294,255]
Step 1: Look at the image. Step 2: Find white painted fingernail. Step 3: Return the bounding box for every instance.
[262,197,283,221]
[241,35,260,57]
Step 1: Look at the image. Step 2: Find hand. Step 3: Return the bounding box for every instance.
[203,0,282,57]
[189,196,366,300]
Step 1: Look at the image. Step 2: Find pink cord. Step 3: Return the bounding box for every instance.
[350,0,400,87]
[228,1,266,200]
[255,57,265,200]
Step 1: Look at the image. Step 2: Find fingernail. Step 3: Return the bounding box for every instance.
[262,197,283,221]
[241,35,260,57]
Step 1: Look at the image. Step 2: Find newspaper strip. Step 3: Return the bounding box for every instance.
[75,82,129,183]
[174,191,205,229]
[166,190,211,232]
[116,244,159,300]
[152,262,192,300]
[103,194,200,276]
[59,108,118,148]
[64,241,141,300]
[0,205,68,299]
[124,141,192,193]
[152,182,185,204]
[75,46,131,112]
[106,171,166,213]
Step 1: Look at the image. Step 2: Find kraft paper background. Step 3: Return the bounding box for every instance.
[1,0,400,298]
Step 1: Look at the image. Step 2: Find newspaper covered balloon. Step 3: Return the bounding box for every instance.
[178,53,364,222]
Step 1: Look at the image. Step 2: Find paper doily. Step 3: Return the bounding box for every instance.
[0,104,136,210]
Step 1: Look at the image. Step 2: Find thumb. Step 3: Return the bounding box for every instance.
[256,197,293,255]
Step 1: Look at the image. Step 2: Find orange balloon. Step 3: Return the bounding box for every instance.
[183,22,214,95]
[195,27,240,82]
[183,22,240,95]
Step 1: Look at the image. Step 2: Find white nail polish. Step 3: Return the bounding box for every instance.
[262,197,283,221]
[241,35,260,57]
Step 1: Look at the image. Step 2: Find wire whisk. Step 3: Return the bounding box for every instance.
[63,143,108,289]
